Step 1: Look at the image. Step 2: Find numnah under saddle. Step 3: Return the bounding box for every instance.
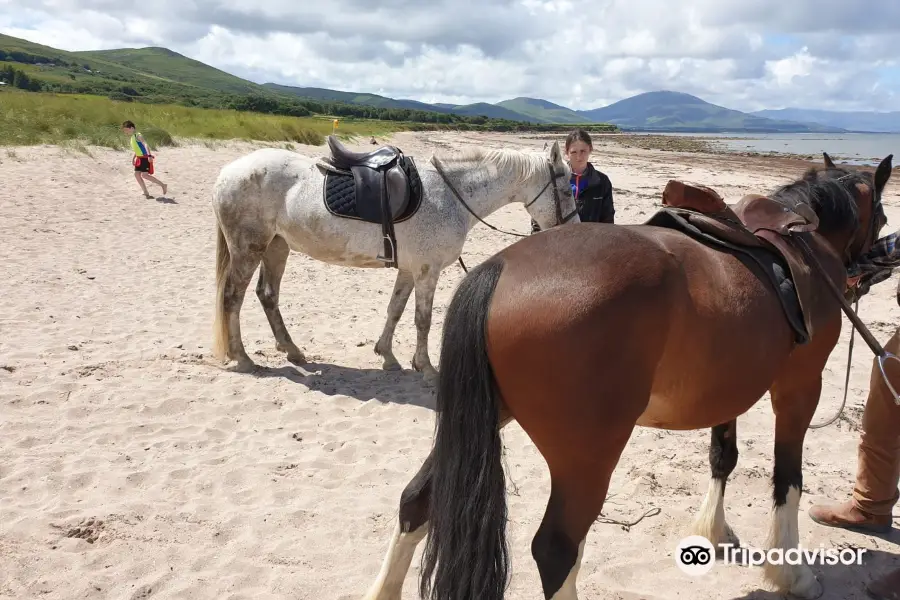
[316,135,424,268]
[645,180,825,345]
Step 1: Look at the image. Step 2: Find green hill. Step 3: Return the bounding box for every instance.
[263,84,453,113]
[577,90,846,133]
[75,47,261,95]
[264,84,546,122]
[450,102,535,121]
[0,33,280,109]
[495,97,587,124]
[1,34,564,131]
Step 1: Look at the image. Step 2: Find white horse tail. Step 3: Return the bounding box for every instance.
[212,222,230,362]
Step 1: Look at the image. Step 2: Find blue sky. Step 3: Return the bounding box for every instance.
[1,0,898,112]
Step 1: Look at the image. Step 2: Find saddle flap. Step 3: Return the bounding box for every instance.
[754,229,818,338]
[733,194,820,235]
[662,180,729,214]
[384,165,411,220]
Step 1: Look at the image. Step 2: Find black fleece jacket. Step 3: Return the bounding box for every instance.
[531,162,615,232]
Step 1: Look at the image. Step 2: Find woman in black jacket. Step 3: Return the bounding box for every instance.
[531,129,615,233]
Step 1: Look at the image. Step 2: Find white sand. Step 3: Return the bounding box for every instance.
[0,132,898,600]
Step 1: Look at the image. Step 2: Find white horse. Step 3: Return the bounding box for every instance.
[210,138,579,383]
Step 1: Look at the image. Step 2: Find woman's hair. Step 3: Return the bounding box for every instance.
[565,129,592,151]
[122,120,135,129]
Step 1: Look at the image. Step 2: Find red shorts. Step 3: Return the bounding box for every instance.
[133,156,154,174]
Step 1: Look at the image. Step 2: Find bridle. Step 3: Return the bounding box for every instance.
[431,156,579,273]
[431,156,579,239]
[796,174,900,428]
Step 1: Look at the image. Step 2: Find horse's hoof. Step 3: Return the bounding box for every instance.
[789,575,823,600]
[422,368,439,387]
[381,359,402,371]
[287,352,307,366]
[723,524,740,548]
[231,358,257,373]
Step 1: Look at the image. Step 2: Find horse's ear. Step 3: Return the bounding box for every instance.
[823,152,836,169]
[549,140,562,164]
[875,154,893,194]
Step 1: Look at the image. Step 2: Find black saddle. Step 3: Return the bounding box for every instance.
[318,135,423,268]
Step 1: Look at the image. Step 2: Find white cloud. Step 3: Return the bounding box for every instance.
[1,0,898,111]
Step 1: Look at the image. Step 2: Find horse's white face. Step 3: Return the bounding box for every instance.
[524,140,579,230]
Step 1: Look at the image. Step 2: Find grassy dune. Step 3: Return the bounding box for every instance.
[0,90,409,148]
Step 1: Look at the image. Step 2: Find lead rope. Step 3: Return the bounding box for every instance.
[809,298,857,429]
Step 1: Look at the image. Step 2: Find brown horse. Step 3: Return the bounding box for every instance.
[359,153,894,600]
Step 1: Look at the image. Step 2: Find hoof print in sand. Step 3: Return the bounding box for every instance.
[60,517,105,544]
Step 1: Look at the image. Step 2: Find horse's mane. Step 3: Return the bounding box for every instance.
[430,147,548,185]
[769,166,867,234]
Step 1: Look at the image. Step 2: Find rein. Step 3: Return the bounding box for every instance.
[431,155,578,273]
[795,236,900,410]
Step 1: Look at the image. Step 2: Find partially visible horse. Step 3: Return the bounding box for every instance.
[210,138,578,383]
[359,153,893,600]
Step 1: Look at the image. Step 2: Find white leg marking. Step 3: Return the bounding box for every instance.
[763,486,822,599]
[549,539,585,600]
[362,521,427,600]
[691,478,737,545]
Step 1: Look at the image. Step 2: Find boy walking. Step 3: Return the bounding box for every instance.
[122,121,167,198]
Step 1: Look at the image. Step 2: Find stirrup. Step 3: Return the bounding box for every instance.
[377,235,396,264]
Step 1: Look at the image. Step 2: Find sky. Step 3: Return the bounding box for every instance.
[1,0,898,113]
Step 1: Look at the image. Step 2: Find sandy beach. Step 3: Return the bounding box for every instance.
[1,130,899,600]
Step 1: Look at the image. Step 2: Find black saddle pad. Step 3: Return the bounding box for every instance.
[645,209,809,345]
[323,156,423,224]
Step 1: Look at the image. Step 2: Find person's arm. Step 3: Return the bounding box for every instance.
[137,133,152,157]
[598,178,615,224]
[849,231,900,297]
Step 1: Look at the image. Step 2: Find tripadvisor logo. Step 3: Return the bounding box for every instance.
[675,535,716,576]
[674,535,866,576]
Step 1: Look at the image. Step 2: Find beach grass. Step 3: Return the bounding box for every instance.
[0,89,411,148]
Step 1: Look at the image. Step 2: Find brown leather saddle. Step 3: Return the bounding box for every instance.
[646,180,822,344]
[317,135,423,268]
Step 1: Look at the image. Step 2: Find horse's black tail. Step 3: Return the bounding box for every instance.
[419,256,509,600]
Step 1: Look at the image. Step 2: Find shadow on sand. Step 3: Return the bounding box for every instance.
[244,360,436,410]
[728,539,899,600]
[155,196,177,204]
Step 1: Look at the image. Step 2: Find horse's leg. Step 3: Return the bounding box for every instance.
[532,428,636,600]
[691,420,740,549]
[362,412,515,600]
[763,376,824,599]
[223,246,265,372]
[374,269,414,371]
[255,235,306,365]
[410,265,440,385]
[361,453,432,600]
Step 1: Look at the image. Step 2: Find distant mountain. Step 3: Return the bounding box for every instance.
[266,84,540,122]
[262,84,455,113]
[751,108,900,133]
[449,102,538,121]
[578,91,846,133]
[495,97,588,124]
